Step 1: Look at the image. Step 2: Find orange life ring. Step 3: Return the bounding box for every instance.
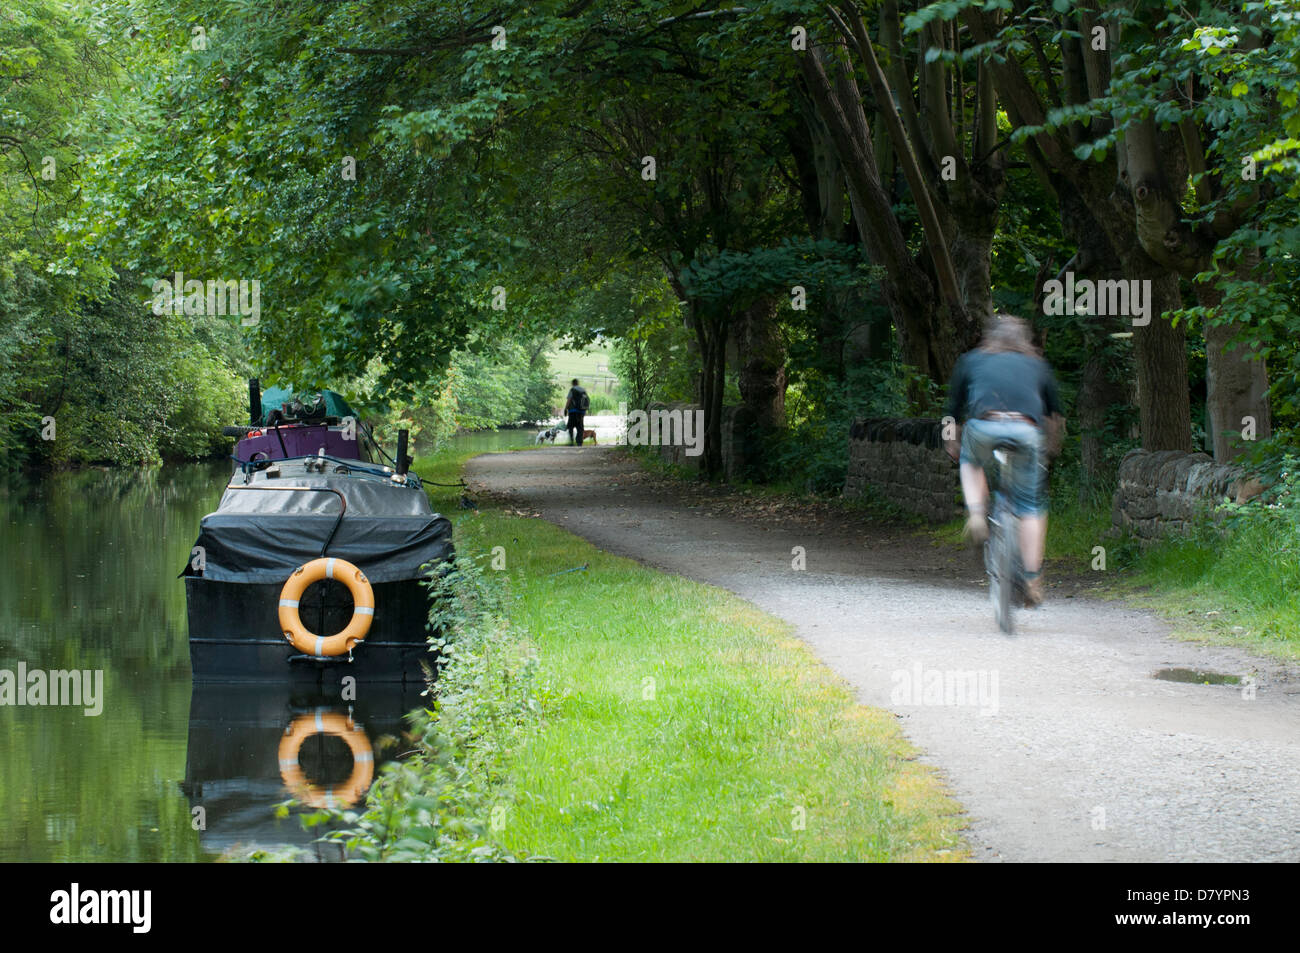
[278,556,374,657]
[277,709,375,809]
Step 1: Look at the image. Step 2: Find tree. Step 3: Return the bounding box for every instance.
[950,0,1204,454]
[1098,0,1285,460]
[1,1,245,468]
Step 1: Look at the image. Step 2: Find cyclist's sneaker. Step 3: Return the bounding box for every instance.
[963,512,989,546]
[1023,576,1044,608]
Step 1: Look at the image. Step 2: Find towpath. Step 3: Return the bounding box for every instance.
[466,446,1300,861]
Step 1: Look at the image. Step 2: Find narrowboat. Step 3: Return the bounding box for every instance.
[183,380,452,684]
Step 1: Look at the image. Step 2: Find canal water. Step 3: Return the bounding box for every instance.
[0,431,530,861]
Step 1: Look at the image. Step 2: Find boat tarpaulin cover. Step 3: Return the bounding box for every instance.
[185,471,453,584]
[258,386,356,425]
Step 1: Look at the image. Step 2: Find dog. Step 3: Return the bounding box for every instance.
[582,430,597,444]
[535,427,560,444]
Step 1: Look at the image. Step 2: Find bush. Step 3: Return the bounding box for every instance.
[308,551,548,861]
[2,277,247,470]
[584,391,620,414]
[765,361,916,493]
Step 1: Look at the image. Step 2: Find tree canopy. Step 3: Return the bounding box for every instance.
[4,0,1300,485]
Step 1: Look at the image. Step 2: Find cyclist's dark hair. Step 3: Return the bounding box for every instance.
[980,313,1040,356]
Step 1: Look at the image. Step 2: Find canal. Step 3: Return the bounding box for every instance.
[0,430,532,861]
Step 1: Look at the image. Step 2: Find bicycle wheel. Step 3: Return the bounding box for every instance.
[988,505,1015,634]
[997,515,1015,632]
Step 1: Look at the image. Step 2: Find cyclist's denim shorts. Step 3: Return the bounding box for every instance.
[960,418,1047,517]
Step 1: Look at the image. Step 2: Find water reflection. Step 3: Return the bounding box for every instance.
[182,682,420,861]
[416,427,536,456]
[0,463,227,862]
[0,460,439,861]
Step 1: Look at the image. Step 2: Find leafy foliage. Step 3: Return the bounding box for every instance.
[0,1,247,470]
[768,361,928,494]
[314,552,549,862]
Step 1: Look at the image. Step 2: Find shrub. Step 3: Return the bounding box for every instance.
[306,552,549,861]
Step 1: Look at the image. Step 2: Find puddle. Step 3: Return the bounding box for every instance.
[1153,668,1241,685]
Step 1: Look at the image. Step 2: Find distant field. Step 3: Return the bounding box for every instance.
[547,342,619,396]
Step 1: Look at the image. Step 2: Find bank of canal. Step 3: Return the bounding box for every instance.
[0,431,534,861]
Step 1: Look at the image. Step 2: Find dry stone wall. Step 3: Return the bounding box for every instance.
[843,418,962,522]
[842,423,1261,536]
[1111,448,1257,540]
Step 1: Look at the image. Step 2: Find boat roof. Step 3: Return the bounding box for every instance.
[190,458,452,584]
[218,458,432,519]
[256,387,356,425]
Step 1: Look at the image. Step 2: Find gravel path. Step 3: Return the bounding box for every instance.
[466,447,1300,862]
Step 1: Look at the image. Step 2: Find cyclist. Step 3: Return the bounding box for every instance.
[943,314,1064,608]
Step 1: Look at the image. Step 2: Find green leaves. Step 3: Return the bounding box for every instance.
[311,552,546,861]
[679,238,862,305]
[1072,137,1115,162]
[904,0,983,34]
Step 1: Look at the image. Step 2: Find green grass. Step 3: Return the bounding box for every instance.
[1113,515,1300,661]
[1028,485,1300,660]
[547,342,618,392]
[412,448,967,862]
[1043,496,1113,569]
[547,341,612,374]
[418,449,479,506]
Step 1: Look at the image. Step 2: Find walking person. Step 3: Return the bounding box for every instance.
[564,378,590,446]
[943,314,1065,608]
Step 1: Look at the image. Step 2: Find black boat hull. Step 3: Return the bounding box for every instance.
[182,683,424,859]
[186,576,435,684]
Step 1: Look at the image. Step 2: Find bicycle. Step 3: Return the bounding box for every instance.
[984,440,1030,634]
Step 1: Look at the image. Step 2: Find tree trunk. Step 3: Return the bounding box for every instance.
[1202,319,1269,459]
[963,5,1193,455]
[732,295,786,431]
[949,216,995,329]
[789,98,857,377]
[705,322,726,479]
[1196,257,1271,460]
[798,41,956,382]
[1113,124,1194,453]
[1076,347,1124,491]
[688,298,728,480]
[1132,273,1192,451]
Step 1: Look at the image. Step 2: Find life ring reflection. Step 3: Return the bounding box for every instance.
[277,708,375,809]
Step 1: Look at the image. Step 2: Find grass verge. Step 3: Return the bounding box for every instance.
[332,446,967,861]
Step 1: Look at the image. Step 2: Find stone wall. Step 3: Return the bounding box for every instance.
[641,402,754,481]
[840,426,1265,535]
[843,418,961,522]
[1111,448,1259,540]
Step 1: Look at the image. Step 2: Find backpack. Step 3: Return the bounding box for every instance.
[571,387,590,413]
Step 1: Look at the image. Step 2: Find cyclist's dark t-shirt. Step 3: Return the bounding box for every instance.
[945,350,1062,425]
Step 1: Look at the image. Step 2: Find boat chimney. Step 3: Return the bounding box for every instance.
[248,378,261,426]
[396,429,410,476]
